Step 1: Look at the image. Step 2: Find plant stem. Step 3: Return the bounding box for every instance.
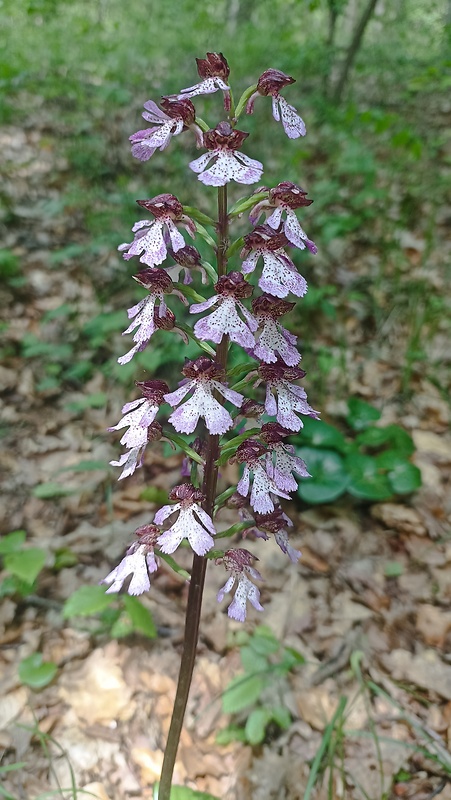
[158,186,229,800]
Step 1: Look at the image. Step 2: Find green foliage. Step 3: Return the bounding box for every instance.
[0,249,24,288]
[218,626,304,746]
[0,531,48,598]
[62,585,157,640]
[153,786,219,800]
[296,399,421,504]
[18,653,57,690]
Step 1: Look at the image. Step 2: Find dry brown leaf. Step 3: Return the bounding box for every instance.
[371,503,427,535]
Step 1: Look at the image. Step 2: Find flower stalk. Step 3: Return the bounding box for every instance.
[101,53,319,798]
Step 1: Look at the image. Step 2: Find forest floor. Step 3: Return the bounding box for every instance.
[1,98,451,800]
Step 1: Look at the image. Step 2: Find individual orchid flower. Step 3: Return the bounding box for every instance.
[189,122,263,187]
[190,271,257,347]
[129,97,203,162]
[252,294,300,366]
[109,380,168,479]
[249,182,317,252]
[246,69,306,139]
[241,225,308,299]
[165,244,208,285]
[235,439,291,514]
[118,269,186,365]
[118,194,196,268]
[178,52,231,110]
[260,422,310,492]
[253,510,301,564]
[216,549,264,621]
[258,362,320,432]
[155,484,216,556]
[164,356,244,435]
[101,524,160,595]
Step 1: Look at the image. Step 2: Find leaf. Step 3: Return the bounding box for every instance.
[182,205,215,227]
[0,530,26,555]
[162,784,219,799]
[216,725,247,745]
[388,462,422,494]
[346,454,393,501]
[64,392,107,413]
[222,673,265,714]
[63,586,114,618]
[122,596,157,638]
[250,626,280,656]
[18,653,57,689]
[32,482,77,499]
[270,705,292,730]
[164,433,205,465]
[384,561,404,578]
[245,707,271,744]
[140,487,169,505]
[294,417,348,452]
[375,449,409,470]
[346,398,381,431]
[356,424,414,454]
[60,459,110,472]
[297,447,349,504]
[4,548,46,584]
[280,646,306,670]
[156,552,191,581]
[240,645,269,674]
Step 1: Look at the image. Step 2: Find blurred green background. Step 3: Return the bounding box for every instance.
[1,0,450,402]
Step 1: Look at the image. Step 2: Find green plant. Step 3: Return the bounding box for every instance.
[295,398,421,504]
[217,626,304,746]
[0,530,48,598]
[62,585,157,640]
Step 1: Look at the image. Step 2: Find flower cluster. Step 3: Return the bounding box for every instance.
[103,53,319,622]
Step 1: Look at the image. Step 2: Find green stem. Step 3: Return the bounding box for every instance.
[158,186,229,800]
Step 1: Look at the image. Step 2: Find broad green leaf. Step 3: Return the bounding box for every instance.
[388,462,422,494]
[245,707,271,745]
[356,425,414,454]
[32,482,76,499]
[64,392,107,413]
[216,725,247,745]
[160,784,219,799]
[297,447,349,504]
[222,673,265,714]
[18,653,57,689]
[280,646,306,670]
[53,548,78,570]
[249,628,280,657]
[140,487,169,505]
[240,645,268,674]
[4,548,46,583]
[0,530,26,555]
[294,417,348,452]
[375,450,409,470]
[61,459,109,472]
[384,561,404,578]
[63,585,114,618]
[270,705,292,730]
[122,596,157,638]
[0,575,33,599]
[346,454,392,500]
[346,398,381,431]
[110,612,134,639]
